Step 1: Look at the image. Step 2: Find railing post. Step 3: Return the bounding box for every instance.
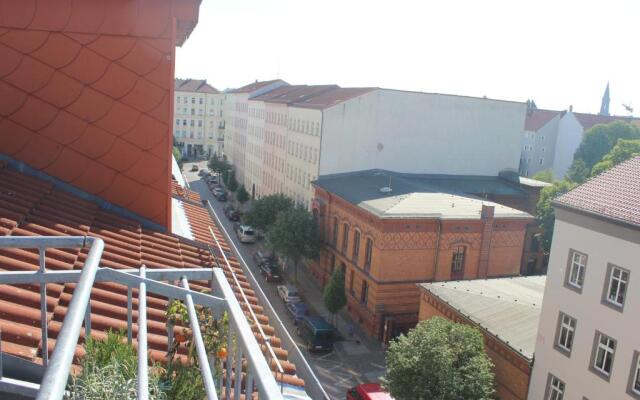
[234,345,242,400]
[84,298,91,338]
[245,366,254,399]
[38,248,48,368]
[137,266,148,400]
[127,286,133,345]
[225,326,233,400]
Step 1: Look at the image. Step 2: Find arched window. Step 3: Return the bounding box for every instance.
[332,217,339,246]
[451,245,466,279]
[342,223,349,253]
[364,237,373,270]
[352,230,361,263]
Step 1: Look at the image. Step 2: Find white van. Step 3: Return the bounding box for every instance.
[236,225,256,244]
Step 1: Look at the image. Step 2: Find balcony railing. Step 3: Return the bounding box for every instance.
[0,236,285,400]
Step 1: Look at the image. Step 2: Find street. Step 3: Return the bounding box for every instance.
[183,161,387,400]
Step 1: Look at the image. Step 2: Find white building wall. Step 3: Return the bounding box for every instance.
[173,90,222,158]
[520,114,562,177]
[528,208,640,399]
[553,112,584,179]
[319,89,526,176]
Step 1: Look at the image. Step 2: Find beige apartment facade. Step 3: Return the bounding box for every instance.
[528,157,640,400]
[227,83,528,208]
[173,79,225,158]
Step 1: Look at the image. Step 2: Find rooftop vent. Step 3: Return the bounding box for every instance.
[379,186,393,194]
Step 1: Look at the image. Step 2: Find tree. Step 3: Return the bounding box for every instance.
[536,179,577,252]
[531,169,554,183]
[569,121,640,181]
[227,171,238,192]
[565,158,590,183]
[173,146,183,169]
[242,194,294,231]
[590,139,640,177]
[266,206,320,283]
[207,154,231,175]
[236,185,250,205]
[323,268,346,325]
[383,317,495,400]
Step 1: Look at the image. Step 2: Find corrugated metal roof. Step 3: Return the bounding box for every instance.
[419,276,546,360]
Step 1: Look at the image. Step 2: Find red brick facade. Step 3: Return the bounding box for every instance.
[418,290,532,400]
[309,187,533,342]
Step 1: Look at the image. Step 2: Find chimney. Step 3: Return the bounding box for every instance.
[477,205,495,278]
[569,105,573,112]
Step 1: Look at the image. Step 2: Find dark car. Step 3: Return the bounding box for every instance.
[213,187,226,201]
[299,316,334,352]
[253,250,276,264]
[190,165,198,172]
[258,260,282,282]
[223,205,241,221]
[285,302,308,324]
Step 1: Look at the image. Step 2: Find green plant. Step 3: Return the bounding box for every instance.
[66,330,166,400]
[236,185,250,204]
[383,317,495,400]
[536,179,578,252]
[227,171,238,192]
[324,268,346,325]
[242,194,294,231]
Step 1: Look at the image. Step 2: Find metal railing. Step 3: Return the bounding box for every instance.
[0,236,285,400]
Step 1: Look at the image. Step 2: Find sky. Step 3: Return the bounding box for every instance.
[176,0,640,116]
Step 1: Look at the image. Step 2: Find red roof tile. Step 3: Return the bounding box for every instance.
[524,109,561,131]
[0,165,305,388]
[554,156,640,228]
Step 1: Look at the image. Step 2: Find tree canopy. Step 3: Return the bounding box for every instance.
[384,317,495,400]
[242,194,294,231]
[236,185,250,204]
[531,169,554,183]
[536,179,577,252]
[207,155,231,175]
[568,121,640,182]
[266,206,320,282]
[590,139,640,177]
[226,171,238,192]
[323,268,346,321]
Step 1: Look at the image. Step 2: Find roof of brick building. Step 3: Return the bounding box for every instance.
[419,275,546,360]
[0,162,304,388]
[572,112,640,130]
[230,79,288,94]
[524,109,561,131]
[554,156,640,228]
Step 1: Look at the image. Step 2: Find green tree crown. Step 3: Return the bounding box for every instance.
[324,268,346,315]
[243,194,294,231]
[536,179,577,252]
[236,185,250,204]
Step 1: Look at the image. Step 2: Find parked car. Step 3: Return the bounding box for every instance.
[258,260,282,282]
[253,250,276,264]
[190,165,198,172]
[198,169,206,177]
[347,383,394,400]
[285,302,308,324]
[277,285,301,303]
[299,316,334,352]
[236,225,256,243]
[206,175,218,184]
[223,205,241,221]
[213,187,226,201]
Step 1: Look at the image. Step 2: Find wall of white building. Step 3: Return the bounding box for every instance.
[528,208,640,399]
[553,112,585,180]
[520,114,562,177]
[319,89,526,176]
[173,90,224,157]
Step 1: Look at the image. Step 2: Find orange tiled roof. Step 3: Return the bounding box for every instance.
[0,165,304,387]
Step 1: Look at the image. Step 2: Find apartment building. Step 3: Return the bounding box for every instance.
[229,84,527,207]
[528,156,640,399]
[310,170,533,341]
[223,79,289,186]
[519,105,640,179]
[173,78,225,158]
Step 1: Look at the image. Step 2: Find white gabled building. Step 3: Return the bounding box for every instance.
[173,79,225,158]
[528,156,640,400]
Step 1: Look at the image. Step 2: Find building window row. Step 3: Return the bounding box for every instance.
[330,217,373,270]
[288,118,320,136]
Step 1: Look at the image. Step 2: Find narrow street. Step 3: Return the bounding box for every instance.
[183,161,387,400]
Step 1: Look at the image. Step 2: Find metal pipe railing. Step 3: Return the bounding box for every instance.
[137,266,149,400]
[181,277,218,400]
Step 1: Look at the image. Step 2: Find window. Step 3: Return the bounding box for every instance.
[198,120,203,127]
[182,119,186,126]
[546,375,565,400]
[451,246,465,277]
[566,250,587,290]
[191,97,195,104]
[630,351,640,397]
[353,230,360,262]
[364,238,373,270]
[555,312,576,354]
[349,270,354,293]
[592,332,616,377]
[332,217,339,246]
[342,223,349,253]
[360,280,368,305]
[605,265,629,307]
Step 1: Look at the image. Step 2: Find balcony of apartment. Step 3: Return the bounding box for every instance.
[0,236,298,400]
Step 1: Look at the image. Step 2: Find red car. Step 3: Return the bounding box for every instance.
[347,383,394,400]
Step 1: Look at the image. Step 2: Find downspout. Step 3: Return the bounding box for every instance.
[431,220,442,282]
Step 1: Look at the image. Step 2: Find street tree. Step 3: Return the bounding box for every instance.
[531,169,554,183]
[383,317,495,400]
[568,121,640,182]
[207,155,231,175]
[227,171,238,193]
[243,194,294,231]
[536,179,577,252]
[266,206,320,283]
[590,139,640,177]
[236,185,250,205]
[323,268,346,325]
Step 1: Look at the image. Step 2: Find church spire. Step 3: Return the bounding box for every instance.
[599,82,610,116]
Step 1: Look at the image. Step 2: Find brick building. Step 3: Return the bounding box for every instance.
[310,170,534,341]
[418,276,545,400]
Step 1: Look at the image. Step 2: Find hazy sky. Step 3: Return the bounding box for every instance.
[176,0,639,116]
